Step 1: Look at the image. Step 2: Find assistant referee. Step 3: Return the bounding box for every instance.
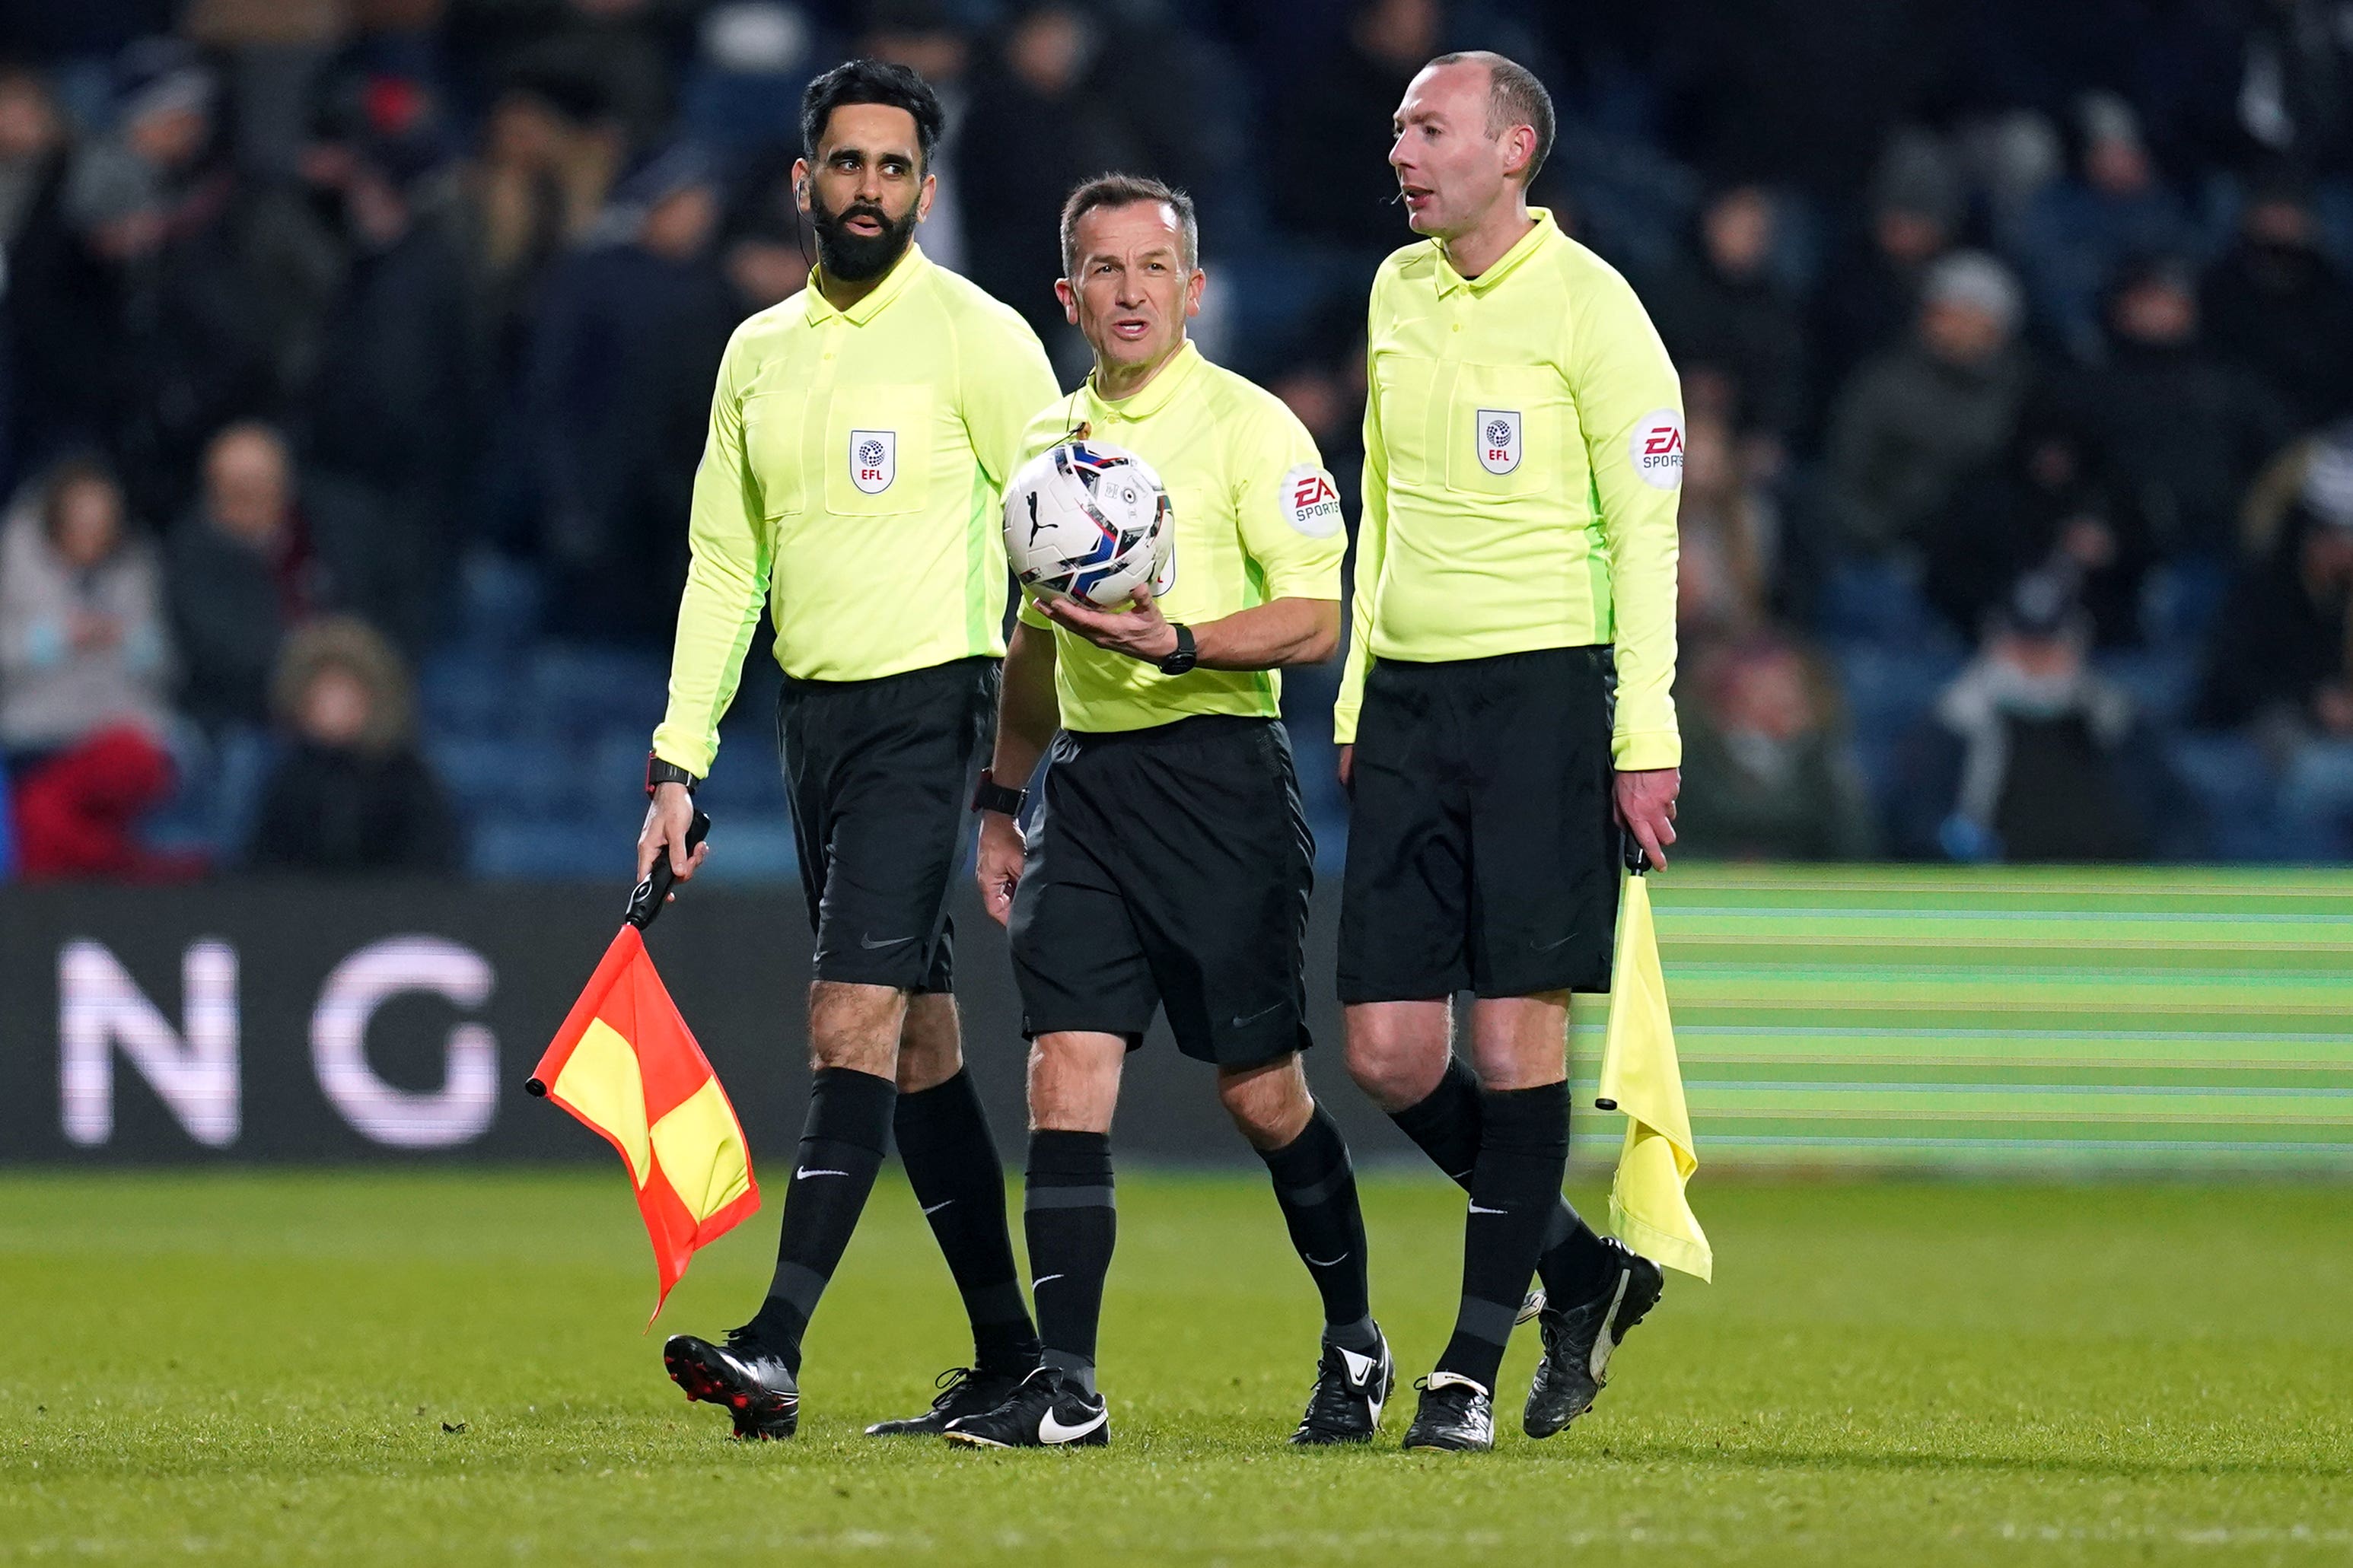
[641,60,1060,1440]
[1335,52,1683,1452]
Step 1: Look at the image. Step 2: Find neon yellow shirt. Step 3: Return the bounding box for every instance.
[1017,341,1345,734]
[651,243,1059,778]
[1335,209,1683,769]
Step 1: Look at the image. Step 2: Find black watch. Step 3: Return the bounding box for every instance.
[970,767,1026,817]
[1157,622,1198,676]
[645,752,699,797]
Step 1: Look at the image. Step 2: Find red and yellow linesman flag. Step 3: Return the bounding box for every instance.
[528,812,757,1317]
[1596,863,1712,1282]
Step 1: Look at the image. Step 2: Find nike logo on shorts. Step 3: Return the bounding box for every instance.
[1230,1002,1286,1029]
[798,1167,849,1179]
[1469,1202,1508,1215]
[1033,1273,1065,1287]
[922,1199,955,1216]
[1304,1252,1349,1267]
[860,933,916,949]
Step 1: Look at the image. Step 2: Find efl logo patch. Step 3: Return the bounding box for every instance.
[1476,409,1523,475]
[1629,409,1684,490]
[849,429,896,495]
[1283,463,1345,537]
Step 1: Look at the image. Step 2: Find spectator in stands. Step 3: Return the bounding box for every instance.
[0,455,174,755]
[2233,0,2353,177]
[183,0,352,181]
[2008,92,2195,359]
[167,423,330,731]
[1648,185,1807,456]
[0,65,94,488]
[1922,406,2153,647]
[1893,571,2172,862]
[2200,182,2353,430]
[1676,409,1777,650]
[524,141,734,644]
[62,40,287,520]
[1813,131,1962,412]
[1826,250,2031,558]
[299,97,486,652]
[451,0,688,150]
[1679,636,1877,861]
[0,456,194,880]
[960,2,1167,342]
[2194,424,2353,741]
[860,0,976,275]
[454,65,628,423]
[0,63,63,252]
[1268,301,1369,522]
[718,168,810,318]
[2065,256,2291,558]
[249,615,459,873]
[1272,0,1441,256]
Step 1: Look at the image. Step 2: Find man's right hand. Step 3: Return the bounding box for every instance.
[637,781,708,890]
[976,810,1024,927]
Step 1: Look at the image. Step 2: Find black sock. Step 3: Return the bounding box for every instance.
[1435,1081,1571,1391]
[745,1067,896,1374]
[1256,1102,1375,1351]
[1390,1054,1614,1307]
[893,1068,1040,1372]
[1024,1130,1115,1398]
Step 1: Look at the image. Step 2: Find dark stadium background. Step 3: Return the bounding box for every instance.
[0,0,2345,1175]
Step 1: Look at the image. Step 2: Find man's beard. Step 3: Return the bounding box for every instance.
[810,193,919,281]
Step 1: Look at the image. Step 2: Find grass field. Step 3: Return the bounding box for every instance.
[5,1169,2349,1566]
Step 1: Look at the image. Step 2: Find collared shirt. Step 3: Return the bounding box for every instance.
[651,243,1059,778]
[1016,340,1345,735]
[1336,208,1684,769]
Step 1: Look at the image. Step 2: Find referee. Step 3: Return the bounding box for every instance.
[942,176,1388,1450]
[642,61,1061,1440]
[1336,53,1682,1452]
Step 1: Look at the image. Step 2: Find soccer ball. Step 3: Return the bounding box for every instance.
[1002,439,1174,609]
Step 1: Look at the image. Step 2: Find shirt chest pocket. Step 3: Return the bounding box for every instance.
[1444,362,1563,499]
[740,388,808,517]
[1370,351,1439,487]
[822,383,935,517]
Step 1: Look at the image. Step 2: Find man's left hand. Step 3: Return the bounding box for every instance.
[1614,766,1680,868]
[1036,585,1177,663]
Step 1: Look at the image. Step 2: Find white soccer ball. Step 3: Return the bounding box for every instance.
[1002,437,1173,609]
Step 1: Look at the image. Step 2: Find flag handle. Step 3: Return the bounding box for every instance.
[525,809,715,1100]
[626,809,712,931]
[1622,832,1652,876]
[1595,832,1652,1112]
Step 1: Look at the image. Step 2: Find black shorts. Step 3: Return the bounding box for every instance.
[1009,714,1315,1068]
[1338,646,1620,1003]
[777,656,998,992]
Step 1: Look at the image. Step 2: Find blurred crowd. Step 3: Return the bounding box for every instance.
[1,0,2351,879]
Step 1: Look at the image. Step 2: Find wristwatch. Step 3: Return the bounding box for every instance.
[1157,623,1198,676]
[971,767,1027,817]
[645,752,699,797]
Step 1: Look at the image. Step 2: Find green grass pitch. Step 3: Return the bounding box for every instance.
[5,1169,2348,1565]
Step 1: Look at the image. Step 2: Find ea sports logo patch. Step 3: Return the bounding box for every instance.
[1476,409,1522,475]
[1283,463,1344,538]
[1629,409,1683,490]
[849,428,896,495]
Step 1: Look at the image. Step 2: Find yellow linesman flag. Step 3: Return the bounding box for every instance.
[1596,867,1713,1282]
